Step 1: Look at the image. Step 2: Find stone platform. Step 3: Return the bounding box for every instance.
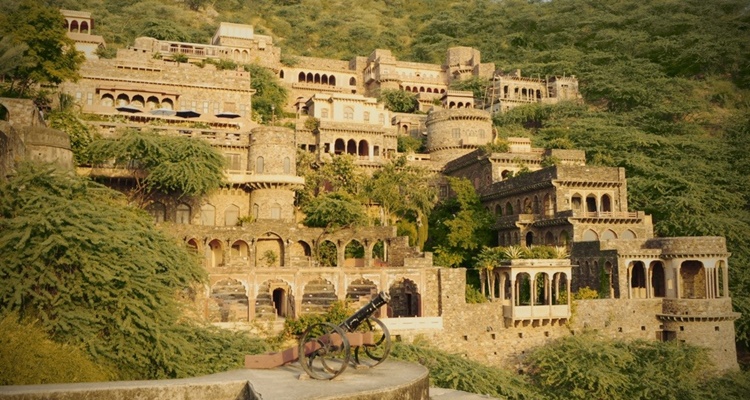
[0,361,429,400]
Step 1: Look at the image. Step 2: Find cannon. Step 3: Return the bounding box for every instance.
[245,291,392,380]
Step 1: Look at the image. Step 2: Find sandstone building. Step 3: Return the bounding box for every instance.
[15,13,736,372]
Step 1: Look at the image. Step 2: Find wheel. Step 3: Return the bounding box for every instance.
[298,322,351,380]
[354,317,391,368]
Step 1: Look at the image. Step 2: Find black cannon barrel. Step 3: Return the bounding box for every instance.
[339,291,390,332]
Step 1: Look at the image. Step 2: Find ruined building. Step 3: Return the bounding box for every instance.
[24,14,738,372]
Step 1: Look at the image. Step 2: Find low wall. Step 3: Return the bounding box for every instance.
[0,361,430,400]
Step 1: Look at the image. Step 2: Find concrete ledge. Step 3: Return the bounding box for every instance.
[0,361,429,400]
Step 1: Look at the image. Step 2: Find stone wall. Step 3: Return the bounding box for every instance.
[0,122,24,180]
[385,267,738,372]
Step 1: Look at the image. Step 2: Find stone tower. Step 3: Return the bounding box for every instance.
[247,126,304,222]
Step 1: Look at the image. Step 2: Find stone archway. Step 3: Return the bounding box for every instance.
[388,278,420,317]
[681,261,706,299]
[255,232,284,267]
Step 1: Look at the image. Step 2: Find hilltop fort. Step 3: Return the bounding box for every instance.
[0,11,739,373]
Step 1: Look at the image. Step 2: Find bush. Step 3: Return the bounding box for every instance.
[573,286,601,300]
[0,313,113,385]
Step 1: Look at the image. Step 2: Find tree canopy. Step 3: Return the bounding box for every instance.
[0,1,84,97]
[426,177,494,267]
[86,129,226,204]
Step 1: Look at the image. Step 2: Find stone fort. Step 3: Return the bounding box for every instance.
[0,10,739,373]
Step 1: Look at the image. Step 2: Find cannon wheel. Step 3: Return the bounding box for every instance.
[299,322,351,380]
[354,317,391,368]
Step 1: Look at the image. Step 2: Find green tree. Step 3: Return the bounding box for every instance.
[243,63,288,124]
[426,177,493,267]
[301,191,367,229]
[86,129,226,204]
[0,1,84,96]
[367,156,436,224]
[378,89,419,113]
[0,163,256,379]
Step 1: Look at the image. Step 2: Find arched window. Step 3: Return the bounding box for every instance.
[329,75,336,86]
[116,94,129,106]
[279,70,285,79]
[601,194,612,212]
[225,204,239,226]
[334,139,345,155]
[322,74,328,85]
[131,95,144,108]
[343,106,354,120]
[201,204,216,226]
[582,229,598,241]
[601,229,617,240]
[146,96,160,110]
[100,94,114,107]
[349,77,356,86]
[146,202,166,223]
[161,99,174,110]
[307,72,313,82]
[176,203,191,224]
[347,139,357,154]
[586,194,597,212]
[298,72,306,82]
[256,156,264,173]
[358,140,369,157]
[571,194,582,212]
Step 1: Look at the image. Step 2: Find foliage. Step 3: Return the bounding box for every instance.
[450,76,490,100]
[0,1,84,96]
[140,19,190,42]
[397,135,423,153]
[378,89,418,113]
[243,63,288,124]
[479,138,510,154]
[366,156,437,232]
[525,333,708,400]
[303,116,320,130]
[573,287,601,300]
[465,285,487,304]
[280,300,351,339]
[0,163,196,379]
[261,250,278,266]
[86,129,225,203]
[426,177,493,267]
[390,341,538,399]
[0,313,113,385]
[301,191,367,229]
[171,53,188,63]
[47,110,95,164]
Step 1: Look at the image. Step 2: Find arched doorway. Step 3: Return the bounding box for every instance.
[651,261,665,298]
[388,279,420,317]
[255,232,284,267]
[681,261,705,299]
[630,261,646,298]
[272,287,291,318]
